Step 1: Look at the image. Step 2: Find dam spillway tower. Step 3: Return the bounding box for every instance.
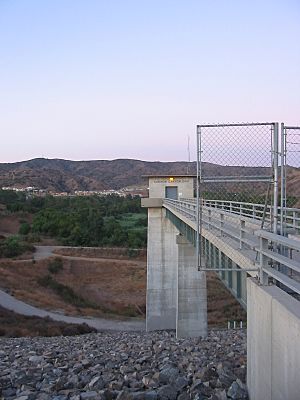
[141,175,207,338]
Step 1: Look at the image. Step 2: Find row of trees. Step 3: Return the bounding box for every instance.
[0,192,147,248]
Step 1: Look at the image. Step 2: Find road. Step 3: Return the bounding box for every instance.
[0,289,145,332]
[1,245,146,331]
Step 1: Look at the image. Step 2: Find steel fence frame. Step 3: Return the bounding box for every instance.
[196,122,279,272]
[281,124,300,235]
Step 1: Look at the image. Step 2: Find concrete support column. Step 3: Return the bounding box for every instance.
[176,234,208,338]
[247,277,300,399]
[146,208,178,331]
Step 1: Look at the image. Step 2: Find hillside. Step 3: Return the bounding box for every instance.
[0,158,274,192]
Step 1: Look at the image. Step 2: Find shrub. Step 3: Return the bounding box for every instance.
[19,222,31,235]
[0,305,96,337]
[48,257,63,274]
[0,236,34,258]
[26,233,41,243]
[37,275,98,309]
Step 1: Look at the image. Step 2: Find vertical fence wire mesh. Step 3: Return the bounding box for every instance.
[198,123,274,206]
[280,126,300,296]
[196,123,277,297]
[284,126,300,209]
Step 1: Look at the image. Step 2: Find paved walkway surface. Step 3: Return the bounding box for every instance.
[0,289,145,332]
[34,245,63,260]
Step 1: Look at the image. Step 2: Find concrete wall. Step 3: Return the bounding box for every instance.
[148,177,194,199]
[247,278,300,400]
[146,207,178,330]
[176,235,207,338]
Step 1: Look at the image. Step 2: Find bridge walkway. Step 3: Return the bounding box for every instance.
[163,197,300,307]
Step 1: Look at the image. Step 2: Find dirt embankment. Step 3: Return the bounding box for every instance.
[0,253,246,327]
[0,257,146,318]
[0,305,96,337]
[53,246,147,260]
[0,212,33,236]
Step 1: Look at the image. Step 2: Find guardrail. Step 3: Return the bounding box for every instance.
[163,198,300,299]
[181,198,300,233]
[164,198,260,251]
[255,230,300,296]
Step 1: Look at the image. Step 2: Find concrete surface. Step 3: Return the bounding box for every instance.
[176,234,207,338]
[141,198,163,208]
[148,176,194,199]
[146,207,178,331]
[34,245,63,260]
[247,278,300,400]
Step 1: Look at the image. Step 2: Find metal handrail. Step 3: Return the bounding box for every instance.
[164,198,259,250]
[164,198,300,298]
[255,230,300,295]
[181,198,300,233]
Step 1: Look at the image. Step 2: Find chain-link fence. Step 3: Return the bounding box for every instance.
[195,123,278,303]
[283,125,300,209]
[191,122,300,304]
[197,123,276,224]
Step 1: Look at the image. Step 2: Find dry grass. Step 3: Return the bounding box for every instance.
[54,247,147,260]
[207,272,247,327]
[0,306,96,337]
[0,257,246,327]
[0,257,146,318]
[0,212,32,235]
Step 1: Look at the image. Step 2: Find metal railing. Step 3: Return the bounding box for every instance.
[163,198,300,299]
[255,230,300,296]
[182,198,300,234]
[164,198,260,251]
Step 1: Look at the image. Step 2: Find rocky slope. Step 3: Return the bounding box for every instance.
[0,329,248,400]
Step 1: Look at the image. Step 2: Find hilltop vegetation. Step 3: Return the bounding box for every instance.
[0,191,147,251]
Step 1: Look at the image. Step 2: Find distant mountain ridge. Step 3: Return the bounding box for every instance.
[0,157,286,192]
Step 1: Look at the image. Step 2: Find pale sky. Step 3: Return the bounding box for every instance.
[0,0,299,163]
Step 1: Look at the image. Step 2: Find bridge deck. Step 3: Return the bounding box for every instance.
[163,198,300,307]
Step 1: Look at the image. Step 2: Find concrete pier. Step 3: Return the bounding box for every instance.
[142,175,208,337]
[146,207,178,331]
[176,234,207,338]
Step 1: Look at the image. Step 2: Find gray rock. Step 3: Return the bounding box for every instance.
[227,380,248,399]
[202,367,218,381]
[157,385,177,400]
[116,391,133,400]
[80,392,100,400]
[144,391,158,400]
[65,374,79,389]
[218,367,236,387]
[174,376,188,391]
[89,376,105,389]
[158,366,179,384]
[0,329,247,400]
[29,355,44,364]
[142,375,156,388]
[189,380,203,393]
[214,390,227,400]
[177,394,189,400]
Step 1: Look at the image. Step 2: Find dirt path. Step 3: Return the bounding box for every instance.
[33,246,145,265]
[0,288,145,332]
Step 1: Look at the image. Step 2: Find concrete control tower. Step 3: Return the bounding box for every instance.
[141,176,207,338]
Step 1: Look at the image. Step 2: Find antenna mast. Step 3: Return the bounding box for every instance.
[187,135,191,174]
